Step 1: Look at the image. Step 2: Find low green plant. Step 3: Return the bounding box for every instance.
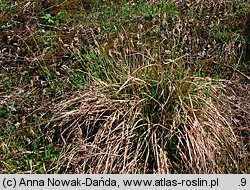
[41,12,65,27]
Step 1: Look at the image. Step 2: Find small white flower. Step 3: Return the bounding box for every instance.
[165,50,171,55]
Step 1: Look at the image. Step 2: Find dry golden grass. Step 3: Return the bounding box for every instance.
[45,68,247,173]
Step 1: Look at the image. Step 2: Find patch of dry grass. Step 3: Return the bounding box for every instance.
[45,63,246,173]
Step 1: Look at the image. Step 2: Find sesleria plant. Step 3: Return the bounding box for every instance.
[47,52,240,173]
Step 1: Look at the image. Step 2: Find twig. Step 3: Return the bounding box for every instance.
[221,63,250,81]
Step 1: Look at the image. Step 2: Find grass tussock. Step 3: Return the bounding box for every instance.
[46,62,243,173]
[0,0,249,173]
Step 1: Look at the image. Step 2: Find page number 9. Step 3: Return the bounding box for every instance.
[240,178,246,186]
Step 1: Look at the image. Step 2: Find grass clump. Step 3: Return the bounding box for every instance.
[0,0,249,173]
[45,50,241,173]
